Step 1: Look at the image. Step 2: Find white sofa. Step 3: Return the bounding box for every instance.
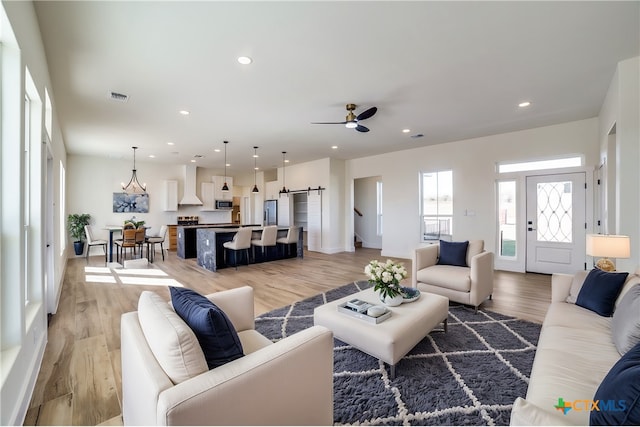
[510,270,640,425]
[412,240,494,311]
[121,286,334,425]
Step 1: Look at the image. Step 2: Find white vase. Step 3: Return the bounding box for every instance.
[380,293,403,307]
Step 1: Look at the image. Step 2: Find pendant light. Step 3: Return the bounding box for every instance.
[121,146,147,193]
[252,146,260,193]
[221,140,230,192]
[279,151,288,194]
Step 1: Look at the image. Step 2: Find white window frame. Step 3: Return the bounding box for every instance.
[420,170,453,242]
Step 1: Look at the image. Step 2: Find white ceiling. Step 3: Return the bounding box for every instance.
[34,1,639,174]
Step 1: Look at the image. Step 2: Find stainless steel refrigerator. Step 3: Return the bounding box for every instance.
[264,200,277,225]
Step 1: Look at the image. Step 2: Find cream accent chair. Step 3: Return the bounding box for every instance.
[121,286,334,425]
[412,240,494,312]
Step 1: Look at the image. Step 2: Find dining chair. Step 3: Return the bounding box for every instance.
[222,227,253,269]
[276,226,300,257]
[84,225,108,264]
[135,227,146,258]
[115,228,137,263]
[145,225,167,262]
[251,225,278,260]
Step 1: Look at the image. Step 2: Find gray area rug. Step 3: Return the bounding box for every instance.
[255,281,541,426]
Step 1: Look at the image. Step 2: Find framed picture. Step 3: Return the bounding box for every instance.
[113,192,149,213]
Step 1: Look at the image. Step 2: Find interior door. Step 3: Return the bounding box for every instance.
[526,173,586,274]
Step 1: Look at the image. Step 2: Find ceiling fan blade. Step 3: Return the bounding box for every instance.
[356,106,377,121]
[311,121,348,125]
[355,124,370,133]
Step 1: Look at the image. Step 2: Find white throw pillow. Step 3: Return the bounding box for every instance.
[565,270,589,304]
[137,291,208,384]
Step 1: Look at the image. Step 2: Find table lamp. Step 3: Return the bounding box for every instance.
[586,234,630,272]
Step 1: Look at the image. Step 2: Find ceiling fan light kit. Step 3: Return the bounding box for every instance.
[311,103,377,133]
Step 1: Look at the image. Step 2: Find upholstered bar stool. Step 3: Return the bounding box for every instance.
[222,227,253,269]
[251,225,278,261]
[276,226,300,257]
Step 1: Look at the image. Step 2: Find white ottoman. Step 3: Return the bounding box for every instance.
[314,286,449,378]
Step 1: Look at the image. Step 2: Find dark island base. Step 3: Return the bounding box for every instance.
[190,226,303,272]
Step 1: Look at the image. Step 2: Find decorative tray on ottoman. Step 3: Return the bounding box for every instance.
[337,301,392,324]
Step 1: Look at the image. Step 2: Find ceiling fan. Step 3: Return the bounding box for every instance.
[311,103,378,133]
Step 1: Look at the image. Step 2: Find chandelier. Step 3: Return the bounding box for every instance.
[121,146,147,193]
[252,146,260,193]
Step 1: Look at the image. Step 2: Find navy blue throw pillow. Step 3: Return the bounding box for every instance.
[169,287,244,369]
[590,342,640,425]
[437,240,469,267]
[576,269,628,317]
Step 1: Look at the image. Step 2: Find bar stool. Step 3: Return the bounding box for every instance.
[223,227,253,269]
[251,225,278,261]
[276,226,300,257]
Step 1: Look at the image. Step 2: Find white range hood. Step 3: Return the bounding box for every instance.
[179,164,203,205]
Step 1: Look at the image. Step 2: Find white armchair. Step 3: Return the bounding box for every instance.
[412,240,494,312]
[121,286,334,425]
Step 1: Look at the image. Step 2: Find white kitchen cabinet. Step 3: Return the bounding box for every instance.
[200,182,215,211]
[163,180,178,211]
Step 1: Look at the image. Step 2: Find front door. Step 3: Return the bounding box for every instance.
[525,173,586,274]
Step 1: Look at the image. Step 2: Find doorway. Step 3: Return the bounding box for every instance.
[525,172,586,274]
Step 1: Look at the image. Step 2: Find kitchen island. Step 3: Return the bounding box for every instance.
[194,226,303,271]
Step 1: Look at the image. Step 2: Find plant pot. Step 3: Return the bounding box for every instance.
[74,241,85,256]
[379,292,403,307]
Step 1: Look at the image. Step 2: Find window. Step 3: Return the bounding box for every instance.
[376,181,383,236]
[497,180,516,257]
[60,161,66,255]
[498,156,582,174]
[420,170,453,241]
[24,93,30,305]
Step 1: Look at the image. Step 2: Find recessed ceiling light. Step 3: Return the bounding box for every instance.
[332,145,338,149]
[402,129,411,133]
[518,101,531,108]
[284,159,290,163]
[148,154,155,158]
[179,110,190,115]
[226,163,230,167]
[190,159,196,163]
[237,56,252,65]
[167,142,175,146]
[214,148,221,153]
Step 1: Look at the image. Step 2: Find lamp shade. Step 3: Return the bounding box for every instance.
[586,234,630,258]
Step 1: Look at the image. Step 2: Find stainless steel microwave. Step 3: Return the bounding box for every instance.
[215,200,233,209]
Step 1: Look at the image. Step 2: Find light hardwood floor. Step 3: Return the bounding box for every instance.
[24,248,551,426]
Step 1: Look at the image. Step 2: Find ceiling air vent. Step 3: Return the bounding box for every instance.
[110,91,129,102]
[410,133,424,139]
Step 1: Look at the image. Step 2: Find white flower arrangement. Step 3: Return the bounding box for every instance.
[364,259,408,299]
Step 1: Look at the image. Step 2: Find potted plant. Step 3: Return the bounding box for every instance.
[364,259,408,306]
[67,213,91,255]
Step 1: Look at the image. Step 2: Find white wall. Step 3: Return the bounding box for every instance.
[346,118,601,261]
[598,56,640,272]
[67,156,241,249]
[1,2,67,425]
